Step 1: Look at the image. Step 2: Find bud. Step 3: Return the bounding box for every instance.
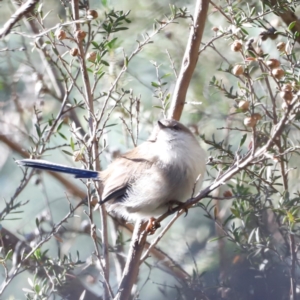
[277,42,286,52]
[232,65,244,76]
[272,68,284,80]
[55,29,67,40]
[87,9,98,19]
[281,83,292,92]
[280,91,293,102]
[212,26,219,32]
[238,100,250,112]
[87,51,97,62]
[252,113,262,121]
[231,40,243,52]
[70,48,79,56]
[73,150,84,162]
[266,59,280,69]
[75,30,86,42]
[223,190,233,198]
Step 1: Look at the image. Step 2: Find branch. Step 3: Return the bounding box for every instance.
[114,220,148,300]
[0,0,40,39]
[168,0,209,120]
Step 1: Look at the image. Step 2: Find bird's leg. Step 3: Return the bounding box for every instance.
[145,217,161,235]
[167,200,188,216]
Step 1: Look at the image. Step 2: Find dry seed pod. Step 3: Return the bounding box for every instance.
[212,26,219,32]
[238,100,250,112]
[55,29,67,40]
[266,59,280,69]
[244,116,257,128]
[87,51,97,62]
[280,91,293,102]
[272,68,284,80]
[70,48,79,56]
[231,40,243,52]
[277,42,286,52]
[73,150,84,162]
[281,83,292,92]
[232,65,244,76]
[75,30,86,42]
[223,190,233,198]
[252,113,262,121]
[87,9,98,19]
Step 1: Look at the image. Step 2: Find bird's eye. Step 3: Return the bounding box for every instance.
[172,125,179,131]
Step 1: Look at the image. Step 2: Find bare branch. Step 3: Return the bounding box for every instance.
[168,0,209,120]
[0,0,40,39]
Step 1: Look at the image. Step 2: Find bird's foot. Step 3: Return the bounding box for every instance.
[167,200,188,216]
[145,217,161,235]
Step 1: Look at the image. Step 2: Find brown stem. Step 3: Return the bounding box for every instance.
[71,1,110,298]
[168,0,209,120]
[289,233,296,300]
[114,220,148,300]
[0,0,40,39]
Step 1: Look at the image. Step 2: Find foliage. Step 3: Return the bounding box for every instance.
[0,0,300,299]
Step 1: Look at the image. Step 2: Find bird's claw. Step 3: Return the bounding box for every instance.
[146,217,161,235]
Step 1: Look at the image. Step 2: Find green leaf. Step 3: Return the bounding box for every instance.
[161,73,171,79]
[62,150,73,156]
[35,217,39,228]
[57,120,64,131]
[34,248,42,261]
[124,56,128,67]
[208,236,225,243]
[288,21,296,31]
[52,47,59,56]
[58,132,67,140]
[35,124,41,137]
[113,27,128,32]
[91,41,99,48]
[4,249,13,261]
[70,137,75,151]
[101,60,109,66]
[105,123,117,128]
[151,82,160,88]
[42,10,52,21]
[239,134,247,147]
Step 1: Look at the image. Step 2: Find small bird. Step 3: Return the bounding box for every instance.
[17,119,206,225]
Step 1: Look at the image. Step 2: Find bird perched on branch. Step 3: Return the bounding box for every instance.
[17,119,206,231]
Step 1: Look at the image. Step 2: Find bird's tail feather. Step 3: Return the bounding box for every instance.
[16,159,99,179]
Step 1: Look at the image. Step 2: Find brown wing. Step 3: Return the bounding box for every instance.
[100,153,153,204]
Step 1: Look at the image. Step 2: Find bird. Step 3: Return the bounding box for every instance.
[16,119,206,229]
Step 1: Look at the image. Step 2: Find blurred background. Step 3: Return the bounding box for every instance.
[0,0,299,299]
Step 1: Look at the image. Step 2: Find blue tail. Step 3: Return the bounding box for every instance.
[16,159,99,179]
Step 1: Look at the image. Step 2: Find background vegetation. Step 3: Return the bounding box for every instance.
[0,0,300,299]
